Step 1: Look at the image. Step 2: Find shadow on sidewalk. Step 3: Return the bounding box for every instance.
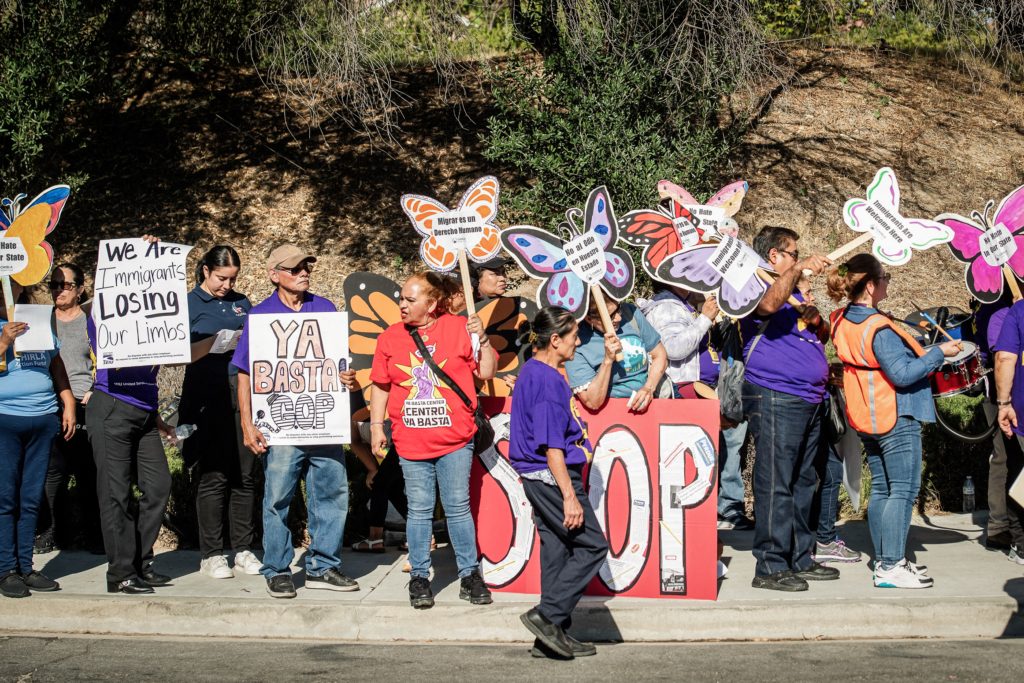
[1002,577,1024,638]
[35,551,106,581]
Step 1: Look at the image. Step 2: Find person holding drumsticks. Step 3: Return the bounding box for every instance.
[827,254,961,589]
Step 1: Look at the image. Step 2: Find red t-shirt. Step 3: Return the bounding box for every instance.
[369,314,493,460]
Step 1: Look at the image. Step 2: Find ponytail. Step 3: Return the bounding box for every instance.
[196,245,242,284]
[517,306,577,350]
[826,253,885,303]
[408,271,460,315]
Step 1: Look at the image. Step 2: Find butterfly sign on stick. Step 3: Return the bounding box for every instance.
[501,186,635,361]
[936,184,1024,304]
[656,180,747,242]
[834,167,954,269]
[0,185,71,367]
[401,176,503,319]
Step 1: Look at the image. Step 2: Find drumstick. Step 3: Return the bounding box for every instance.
[910,301,956,342]
[756,268,805,313]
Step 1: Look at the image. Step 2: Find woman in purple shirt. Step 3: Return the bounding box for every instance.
[510,306,608,660]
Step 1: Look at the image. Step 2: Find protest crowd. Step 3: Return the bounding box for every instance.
[2,175,1024,661]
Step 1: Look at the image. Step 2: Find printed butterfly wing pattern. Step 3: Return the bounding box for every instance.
[0,184,71,285]
[657,180,747,239]
[459,296,539,397]
[584,186,635,301]
[654,244,769,318]
[344,273,403,420]
[939,184,1024,303]
[618,206,682,276]
[400,176,502,272]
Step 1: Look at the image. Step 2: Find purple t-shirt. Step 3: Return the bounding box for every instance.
[698,331,720,384]
[231,290,337,373]
[968,300,1010,366]
[740,292,828,403]
[509,358,592,474]
[993,300,1024,437]
[87,316,159,412]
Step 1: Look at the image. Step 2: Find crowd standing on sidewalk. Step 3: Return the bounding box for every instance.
[2,228,1023,661]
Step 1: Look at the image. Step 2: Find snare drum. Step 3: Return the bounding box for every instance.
[926,341,988,397]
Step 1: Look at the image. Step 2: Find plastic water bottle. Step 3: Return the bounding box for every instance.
[963,476,976,513]
[175,424,198,441]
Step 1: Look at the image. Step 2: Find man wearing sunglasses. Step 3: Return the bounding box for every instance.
[232,243,358,598]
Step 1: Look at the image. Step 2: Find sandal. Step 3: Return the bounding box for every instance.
[352,538,385,553]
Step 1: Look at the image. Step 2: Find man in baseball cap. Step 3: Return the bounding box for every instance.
[265,244,317,272]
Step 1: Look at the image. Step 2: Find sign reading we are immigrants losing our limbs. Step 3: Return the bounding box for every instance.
[248,312,351,445]
[92,238,193,368]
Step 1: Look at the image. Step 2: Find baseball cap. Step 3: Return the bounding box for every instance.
[266,244,317,270]
[475,256,514,271]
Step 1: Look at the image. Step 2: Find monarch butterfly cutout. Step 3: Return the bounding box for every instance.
[459,296,539,397]
[0,184,70,286]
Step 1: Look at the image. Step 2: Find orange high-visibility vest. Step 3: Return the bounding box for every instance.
[830,306,928,435]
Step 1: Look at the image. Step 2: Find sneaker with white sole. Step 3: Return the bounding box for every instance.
[874,559,933,589]
[200,555,234,579]
[1010,544,1024,565]
[234,550,263,575]
[813,539,862,563]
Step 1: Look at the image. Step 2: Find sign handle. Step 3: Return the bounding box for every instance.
[457,248,476,317]
[801,232,873,276]
[591,284,624,362]
[1003,264,1023,303]
[1,275,18,361]
[756,268,805,313]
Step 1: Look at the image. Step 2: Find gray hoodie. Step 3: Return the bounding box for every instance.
[637,290,712,384]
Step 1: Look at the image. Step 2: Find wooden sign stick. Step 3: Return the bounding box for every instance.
[756,268,805,313]
[457,248,476,317]
[591,284,624,362]
[1,275,19,361]
[802,232,873,276]
[910,301,955,342]
[1003,264,1023,303]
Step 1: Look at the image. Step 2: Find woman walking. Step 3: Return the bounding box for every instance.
[369,271,496,609]
[1,279,76,598]
[827,254,960,588]
[510,306,608,660]
[179,246,259,579]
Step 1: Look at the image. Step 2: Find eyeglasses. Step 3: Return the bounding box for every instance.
[879,272,892,282]
[48,281,78,291]
[276,262,313,276]
[777,248,800,261]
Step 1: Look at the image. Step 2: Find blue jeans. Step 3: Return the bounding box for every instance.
[810,438,844,544]
[0,413,59,573]
[718,421,748,520]
[400,442,478,579]
[859,417,922,570]
[743,381,822,577]
[261,444,348,578]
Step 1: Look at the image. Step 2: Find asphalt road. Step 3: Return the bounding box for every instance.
[1,634,1023,682]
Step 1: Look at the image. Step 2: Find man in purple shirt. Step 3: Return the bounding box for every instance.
[991,299,1024,564]
[232,244,358,599]
[741,226,835,592]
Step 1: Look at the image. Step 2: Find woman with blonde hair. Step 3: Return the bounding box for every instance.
[827,254,960,589]
[369,271,497,609]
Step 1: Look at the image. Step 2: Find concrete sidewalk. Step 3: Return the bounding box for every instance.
[2,513,1022,642]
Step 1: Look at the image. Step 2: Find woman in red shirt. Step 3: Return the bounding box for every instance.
[369,271,497,609]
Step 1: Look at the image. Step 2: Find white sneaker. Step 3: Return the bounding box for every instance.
[874,559,933,589]
[234,550,263,575]
[200,555,234,579]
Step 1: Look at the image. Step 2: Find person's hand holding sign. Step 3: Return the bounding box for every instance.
[700,296,719,320]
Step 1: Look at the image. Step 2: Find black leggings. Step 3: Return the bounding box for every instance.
[37,402,102,546]
[368,450,408,528]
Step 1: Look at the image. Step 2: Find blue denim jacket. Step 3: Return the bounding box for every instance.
[842,304,944,423]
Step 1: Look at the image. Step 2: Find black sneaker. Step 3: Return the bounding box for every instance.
[794,561,840,581]
[459,568,493,605]
[0,570,30,598]
[266,574,297,598]
[21,571,59,592]
[306,568,359,592]
[751,569,808,592]
[33,532,56,555]
[409,576,434,609]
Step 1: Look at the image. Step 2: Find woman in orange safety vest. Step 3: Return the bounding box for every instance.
[827,254,961,590]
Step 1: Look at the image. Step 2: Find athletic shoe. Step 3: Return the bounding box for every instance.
[751,569,808,592]
[906,560,928,575]
[0,570,30,598]
[718,515,754,531]
[306,568,359,592]
[986,530,1012,550]
[717,516,735,530]
[200,555,234,579]
[409,576,434,609]
[266,574,297,598]
[21,571,59,592]
[813,539,862,563]
[1009,544,1024,565]
[459,568,493,605]
[794,561,840,581]
[234,550,263,576]
[33,531,56,555]
[874,560,933,589]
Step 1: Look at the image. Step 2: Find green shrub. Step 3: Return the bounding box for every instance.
[921,392,991,513]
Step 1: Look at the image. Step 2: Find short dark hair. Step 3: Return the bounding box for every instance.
[752,226,800,261]
[518,306,577,350]
[54,263,88,302]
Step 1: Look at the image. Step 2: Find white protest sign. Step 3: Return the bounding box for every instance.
[708,235,759,291]
[981,223,1018,267]
[685,205,726,239]
[431,210,485,252]
[13,304,54,352]
[672,216,700,248]
[249,312,351,445]
[862,198,916,250]
[564,233,607,285]
[91,239,193,368]
[0,236,29,277]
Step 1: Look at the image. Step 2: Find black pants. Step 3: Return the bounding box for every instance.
[180,373,257,558]
[521,465,608,627]
[86,389,171,583]
[37,402,102,547]
[1006,433,1024,547]
[368,450,408,528]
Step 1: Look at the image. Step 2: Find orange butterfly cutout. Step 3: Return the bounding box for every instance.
[0,185,70,286]
[344,273,404,422]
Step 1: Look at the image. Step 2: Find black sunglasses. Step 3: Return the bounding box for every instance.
[49,281,78,291]
[276,261,313,276]
[777,248,800,260]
